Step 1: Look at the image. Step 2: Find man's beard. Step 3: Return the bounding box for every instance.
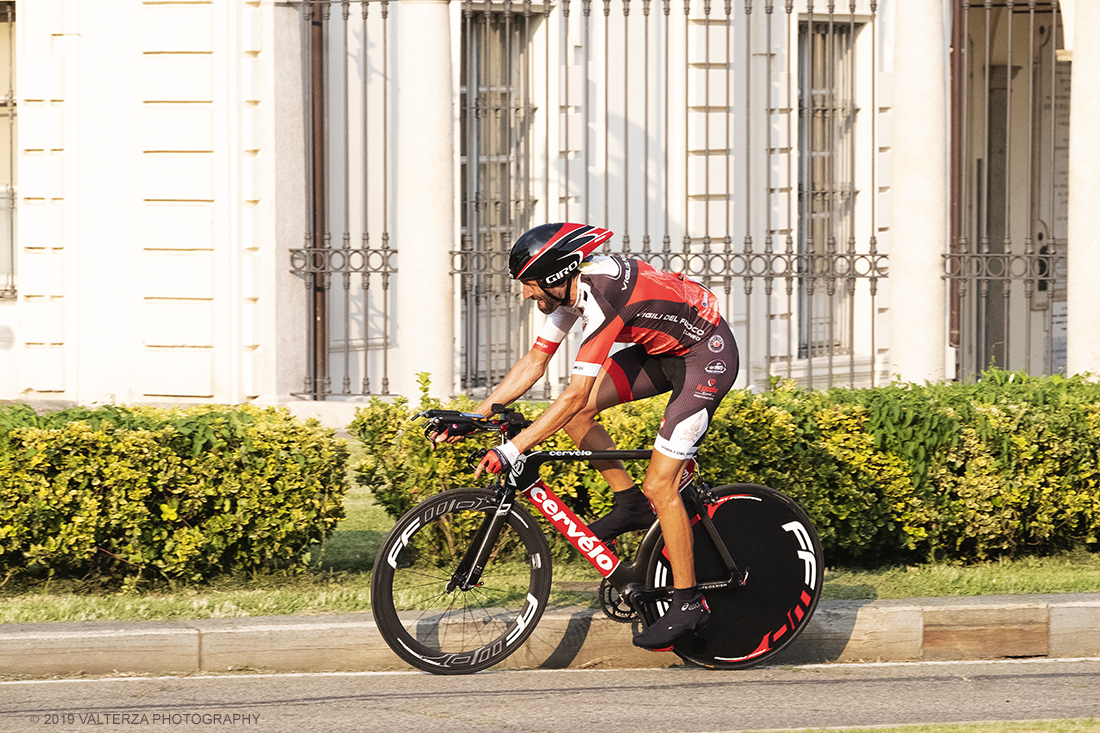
[535,297,559,315]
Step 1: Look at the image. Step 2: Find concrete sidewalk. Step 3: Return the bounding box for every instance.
[2,593,1100,677]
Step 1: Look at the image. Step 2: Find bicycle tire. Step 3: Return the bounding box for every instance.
[646,483,824,669]
[371,487,552,674]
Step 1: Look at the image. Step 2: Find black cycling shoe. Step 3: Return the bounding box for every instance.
[587,486,655,542]
[633,588,710,651]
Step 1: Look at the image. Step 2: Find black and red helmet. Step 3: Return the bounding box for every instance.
[508,223,614,288]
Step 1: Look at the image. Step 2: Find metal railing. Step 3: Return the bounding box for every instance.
[287,0,397,397]
[290,0,1069,400]
[451,0,890,396]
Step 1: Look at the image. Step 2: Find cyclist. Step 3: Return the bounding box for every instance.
[436,222,739,650]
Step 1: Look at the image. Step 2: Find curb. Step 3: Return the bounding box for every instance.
[2,594,1099,676]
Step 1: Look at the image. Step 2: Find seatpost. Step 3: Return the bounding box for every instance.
[679,483,747,587]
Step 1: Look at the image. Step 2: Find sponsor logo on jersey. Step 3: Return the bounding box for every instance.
[705,359,726,374]
[693,378,719,400]
[637,311,705,340]
[533,336,560,354]
[708,334,725,353]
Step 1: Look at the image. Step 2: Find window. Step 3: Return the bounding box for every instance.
[798,20,859,359]
[457,9,538,392]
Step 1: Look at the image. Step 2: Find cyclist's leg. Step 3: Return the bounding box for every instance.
[634,449,710,650]
[640,450,694,587]
[638,319,739,598]
[633,321,738,646]
[563,345,671,493]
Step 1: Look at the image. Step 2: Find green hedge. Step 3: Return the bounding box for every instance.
[0,404,349,583]
[350,372,1100,566]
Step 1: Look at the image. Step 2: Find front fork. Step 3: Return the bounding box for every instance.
[447,483,515,592]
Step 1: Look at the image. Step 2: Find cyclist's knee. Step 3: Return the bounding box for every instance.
[564,401,601,434]
[639,476,681,511]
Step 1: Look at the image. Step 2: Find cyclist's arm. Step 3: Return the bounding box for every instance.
[507,373,595,453]
[473,347,553,416]
[473,372,595,478]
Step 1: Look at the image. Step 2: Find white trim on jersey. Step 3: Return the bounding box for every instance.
[532,256,622,376]
[536,304,580,346]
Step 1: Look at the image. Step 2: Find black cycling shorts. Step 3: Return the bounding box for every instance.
[600,319,738,460]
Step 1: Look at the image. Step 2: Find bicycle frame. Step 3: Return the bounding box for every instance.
[450,448,747,625]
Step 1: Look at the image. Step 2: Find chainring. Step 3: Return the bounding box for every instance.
[598,578,637,623]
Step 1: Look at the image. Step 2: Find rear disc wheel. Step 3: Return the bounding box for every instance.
[647,484,823,669]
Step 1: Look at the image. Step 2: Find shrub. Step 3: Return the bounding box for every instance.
[0,404,349,583]
[688,386,920,564]
[349,371,1100,567]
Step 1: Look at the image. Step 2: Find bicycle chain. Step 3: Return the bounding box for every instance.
[598,578,637,623]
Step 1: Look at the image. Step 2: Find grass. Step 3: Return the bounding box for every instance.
[2,481,1100,624]
[822,547,1100,601]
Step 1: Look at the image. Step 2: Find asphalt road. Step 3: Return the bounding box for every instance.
[2,659,1099,733]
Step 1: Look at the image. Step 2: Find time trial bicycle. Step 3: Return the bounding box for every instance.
[370,406,823,675]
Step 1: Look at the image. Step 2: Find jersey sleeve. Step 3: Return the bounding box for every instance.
[532,307,579,355]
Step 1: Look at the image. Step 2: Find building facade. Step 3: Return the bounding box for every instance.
[1,0,1097,410]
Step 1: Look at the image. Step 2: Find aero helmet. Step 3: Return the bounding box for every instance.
[509,223,614,289]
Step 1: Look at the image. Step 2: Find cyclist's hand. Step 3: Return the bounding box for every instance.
[474,449,507,478]
[430,421,477,448]
[473,443,520,479]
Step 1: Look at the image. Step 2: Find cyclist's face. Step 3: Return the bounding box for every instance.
[521,279,566,314]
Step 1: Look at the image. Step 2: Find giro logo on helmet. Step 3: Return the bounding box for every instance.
[544,260,581,286]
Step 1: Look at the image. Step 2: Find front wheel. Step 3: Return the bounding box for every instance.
[647,483,824,669]
[371,488,552,674]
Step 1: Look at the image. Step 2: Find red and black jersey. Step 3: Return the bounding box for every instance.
[533,257,724,377]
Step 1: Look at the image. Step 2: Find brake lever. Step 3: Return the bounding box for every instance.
[467,449,489,471]
[423,420,441,441]
[424,418,483,442]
